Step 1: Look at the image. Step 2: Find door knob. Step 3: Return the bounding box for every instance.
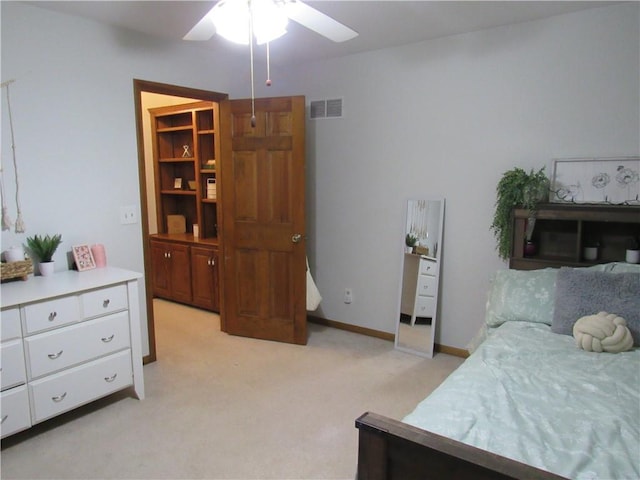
[292,233,302,243]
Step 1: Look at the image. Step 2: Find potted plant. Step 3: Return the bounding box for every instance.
[491,167,549,261]
[405,233,418,253]
[583,237,600,261]
[26,233,63,276]
[626,236,640,264]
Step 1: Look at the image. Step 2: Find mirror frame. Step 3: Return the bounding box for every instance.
[394,197,445,358]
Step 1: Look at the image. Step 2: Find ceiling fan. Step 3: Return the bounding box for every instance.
[183,0,358,44]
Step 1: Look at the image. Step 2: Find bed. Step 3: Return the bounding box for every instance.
[356,262,640,480]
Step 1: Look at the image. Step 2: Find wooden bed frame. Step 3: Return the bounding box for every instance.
[355,412,568,480]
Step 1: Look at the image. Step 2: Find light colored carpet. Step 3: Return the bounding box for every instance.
[1,299,464,479]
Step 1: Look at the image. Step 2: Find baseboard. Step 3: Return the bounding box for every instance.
[307,315,395,342]
[307,315,470,358]
[434,344,470,358]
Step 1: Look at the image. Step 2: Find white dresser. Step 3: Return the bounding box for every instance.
[400,254,439,326]
[1,267,145,438]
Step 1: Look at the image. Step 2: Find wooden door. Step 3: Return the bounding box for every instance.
[150,240,171,298]
[191,246,219,311]
[219,96,306,345]
[168,243,192,304]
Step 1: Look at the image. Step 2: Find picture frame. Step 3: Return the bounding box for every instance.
[173,177,183,189]
[72,244,96,271]
[549,156,640,205]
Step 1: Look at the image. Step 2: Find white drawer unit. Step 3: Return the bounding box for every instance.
[1,386,31,438]
[23,296,81,335]
[400,255,440,327]
[1,339,27,390]
[25,311,131,380]
[417,274,436,297]
[29,350,133,423]
[2,308,22,341]
[81,284,127,319]
[0,267,144,438]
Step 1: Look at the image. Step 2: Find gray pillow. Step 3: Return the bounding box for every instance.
[552,268,640,346]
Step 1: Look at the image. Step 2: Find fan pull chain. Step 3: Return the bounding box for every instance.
[266,42,272,87]
[248,0,256,128]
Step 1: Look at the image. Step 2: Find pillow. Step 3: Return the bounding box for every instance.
[552,268,640,346]
[485,269,557,327]
[573,312,634,353]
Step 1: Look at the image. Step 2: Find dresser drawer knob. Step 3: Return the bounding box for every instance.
[101,334,115,343]
[48,350,64,360]
[103,299,111,308]
[1,415,7,424]
[104,373,118,383]
[52,392,67,403]
[48,311,57,321]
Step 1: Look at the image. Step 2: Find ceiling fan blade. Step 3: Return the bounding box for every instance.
[284,0,358,43]
[183,8,216,41]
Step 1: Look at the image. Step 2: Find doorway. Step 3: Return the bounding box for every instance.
[133,79,228,363]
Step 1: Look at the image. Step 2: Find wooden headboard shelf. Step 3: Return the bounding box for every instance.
[510,204,640,270]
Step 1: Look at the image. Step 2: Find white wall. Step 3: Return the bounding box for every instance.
[2,3,638,352]
[270,3,640,348]
[0,3,240,355]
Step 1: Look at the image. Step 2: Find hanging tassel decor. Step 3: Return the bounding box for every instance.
[2,79,26,233]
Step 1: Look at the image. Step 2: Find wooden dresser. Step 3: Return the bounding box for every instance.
[1,267,145,438]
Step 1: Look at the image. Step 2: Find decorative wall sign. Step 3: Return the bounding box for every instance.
[72,244,96,271]
[550,157,640,205]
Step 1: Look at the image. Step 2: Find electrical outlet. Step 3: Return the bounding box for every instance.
[120,205,138,225]
[344,288,353,304]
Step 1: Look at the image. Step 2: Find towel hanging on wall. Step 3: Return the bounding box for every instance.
[306,256,322,311]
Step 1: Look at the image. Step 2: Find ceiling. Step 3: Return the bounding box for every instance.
[28,1,615,66]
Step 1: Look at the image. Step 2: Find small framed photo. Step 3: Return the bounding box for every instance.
[173,178,183,189]
[72,244,96,271]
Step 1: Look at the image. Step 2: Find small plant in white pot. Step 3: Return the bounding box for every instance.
[26,234,62,276]
[405,233,418,253]
[626,236,640,264]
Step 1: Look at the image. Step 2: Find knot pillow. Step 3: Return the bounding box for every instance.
[573,312,634,353]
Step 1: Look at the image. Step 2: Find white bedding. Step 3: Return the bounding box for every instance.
[403,321,640,480]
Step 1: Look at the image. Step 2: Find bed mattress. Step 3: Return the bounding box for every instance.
[403,321,640,480]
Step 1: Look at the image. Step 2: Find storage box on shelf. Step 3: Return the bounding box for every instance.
[0,268,144,438]
[510,204,640,270]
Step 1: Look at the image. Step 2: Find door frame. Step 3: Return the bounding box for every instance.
[133,79,228,363]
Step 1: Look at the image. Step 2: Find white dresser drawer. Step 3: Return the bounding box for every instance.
[29,350,133,423]
[1,308,22,341]
[81,285,127,319]
[415,296,435,318]
[25,311,131,380]
[23,296,81,335]
[1,385,31,438]
[1,340,27,390]
[419,259,437,276]
[417,275,436,297]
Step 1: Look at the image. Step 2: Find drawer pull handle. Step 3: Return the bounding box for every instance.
[48,311,57,321]
[101,334,115,343]
[1,415,7,424]
[104,373,118,383]
[52,392,67,403]
[103,299,111,308]
[48,350,64,360]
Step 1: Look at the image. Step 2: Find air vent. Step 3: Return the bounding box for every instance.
[310,100,326,119]
[309,98,343,119]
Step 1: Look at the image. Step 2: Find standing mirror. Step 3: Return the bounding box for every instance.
[395,198,445,358]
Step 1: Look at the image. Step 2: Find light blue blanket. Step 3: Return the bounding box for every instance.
[403,322,640,480]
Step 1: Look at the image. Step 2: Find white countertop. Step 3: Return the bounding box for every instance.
[1,267,142,308]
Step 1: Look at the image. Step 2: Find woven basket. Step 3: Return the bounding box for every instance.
[1,259,33,282]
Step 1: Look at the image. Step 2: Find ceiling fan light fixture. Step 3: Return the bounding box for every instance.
[211,0,288,45]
